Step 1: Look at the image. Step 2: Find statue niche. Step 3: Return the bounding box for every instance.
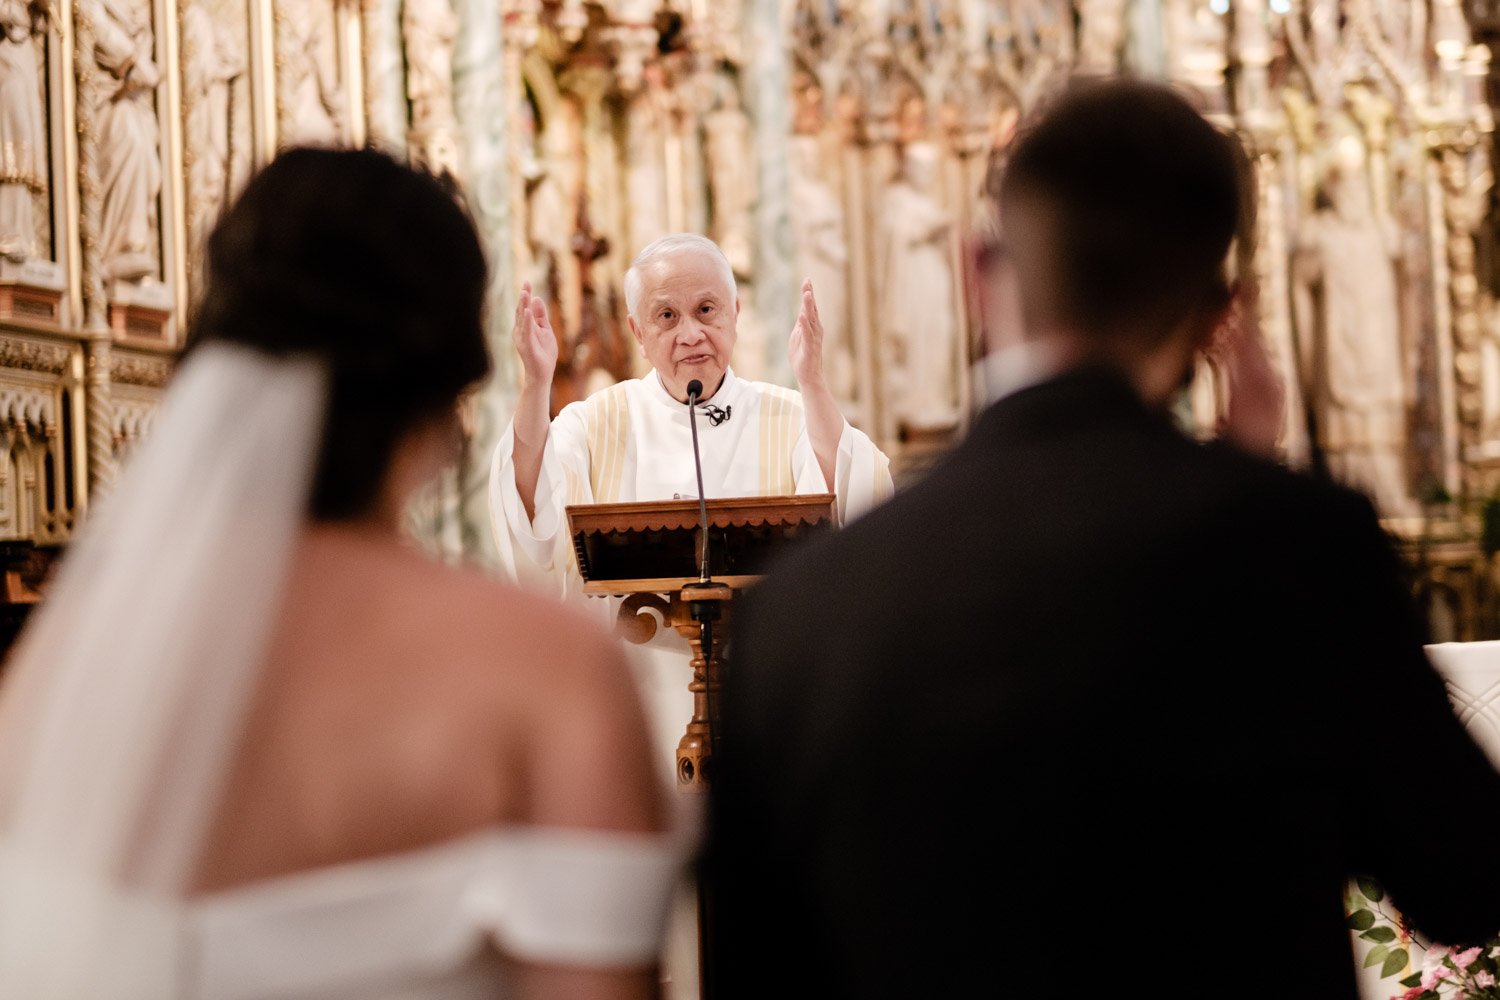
[0,0,65,325]
[182,2,248,288]
[0,1,47,265]
[1295,123,1414,516]
[879,139,960,436]
[92,0,163,288]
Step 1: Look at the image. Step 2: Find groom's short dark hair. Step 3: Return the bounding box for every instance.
[998,79,1247,345]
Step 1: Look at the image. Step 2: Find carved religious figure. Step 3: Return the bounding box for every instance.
[788,134,854,412]
[521,57,583,342]
[404,0,456,119]
[704,78,755,281]
[0,1,47,263]
[280,0,344,147]
[1076,0,1128,74]
[92,0,163,284]
[182,5,244,255]
[623,62,671,266]
[1164,0,1228,110]
[879,141,959,433]
[403,0,459,175]
[1296,130,1413,516]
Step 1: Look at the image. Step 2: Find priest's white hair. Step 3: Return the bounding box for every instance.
[623,233,737,319]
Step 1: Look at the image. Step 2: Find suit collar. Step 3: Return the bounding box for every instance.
[971,361,1176,439]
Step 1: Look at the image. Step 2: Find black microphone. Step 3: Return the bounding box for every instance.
[685,379,711,582]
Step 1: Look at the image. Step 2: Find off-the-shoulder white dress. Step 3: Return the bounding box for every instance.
[0,744,688,998]
[179,826,683,999]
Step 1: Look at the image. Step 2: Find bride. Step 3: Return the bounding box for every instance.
[0,148,681,998]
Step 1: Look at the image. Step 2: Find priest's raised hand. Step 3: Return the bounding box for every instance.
[510,282,559,522]
[789,278,845,493]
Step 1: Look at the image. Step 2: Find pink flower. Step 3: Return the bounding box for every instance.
[1392,988,1423,1000]
[1422,966,1455,991]
[1476,971,1497,988]
[1456,947,1483,969]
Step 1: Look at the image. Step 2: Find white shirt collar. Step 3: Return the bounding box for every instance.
[973,341,1060,408]
[645,367,741,414]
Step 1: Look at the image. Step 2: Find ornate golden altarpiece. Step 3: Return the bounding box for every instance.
[7,1,1500,645]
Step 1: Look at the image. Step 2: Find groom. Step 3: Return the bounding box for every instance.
[707,79,1500,999]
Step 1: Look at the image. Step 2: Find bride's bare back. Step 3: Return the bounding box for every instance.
[193,524,667,998]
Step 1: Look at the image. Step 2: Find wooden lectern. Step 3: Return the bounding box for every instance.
[569,494,834,1000]
[566,493,836,789]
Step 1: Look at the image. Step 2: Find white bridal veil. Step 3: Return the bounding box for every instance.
[0,343,326,996]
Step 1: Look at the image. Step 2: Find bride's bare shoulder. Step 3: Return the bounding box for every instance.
[416,559,612,662]
[296,528,615,668]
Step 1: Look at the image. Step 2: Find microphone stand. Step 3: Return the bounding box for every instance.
[683,379,721,766]
[682,378,725,1000]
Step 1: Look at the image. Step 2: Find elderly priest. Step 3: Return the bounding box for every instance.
[489,233,892,599]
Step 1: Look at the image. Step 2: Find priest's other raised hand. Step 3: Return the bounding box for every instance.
[511,282,558,521]
[789,278,843,493]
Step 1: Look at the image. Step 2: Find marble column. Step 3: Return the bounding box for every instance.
[452,0,514,568]
[362,0,409,156]
[746,0,794,386]
[1126,0,1167,78]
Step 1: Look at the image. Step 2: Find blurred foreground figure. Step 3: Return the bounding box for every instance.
[708,80,1500,999]
[0,148,679,999]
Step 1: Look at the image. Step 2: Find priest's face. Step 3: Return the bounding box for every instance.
[628,251,740,403]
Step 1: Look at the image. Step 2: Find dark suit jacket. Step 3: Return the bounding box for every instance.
[706,365,1500,999]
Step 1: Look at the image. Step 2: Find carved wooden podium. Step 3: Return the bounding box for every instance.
[566,493,836,789]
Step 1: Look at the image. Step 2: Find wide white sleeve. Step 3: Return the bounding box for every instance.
[790,420,894,525]
[489,406,593,598]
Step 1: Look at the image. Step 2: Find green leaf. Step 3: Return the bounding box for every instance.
[1348,909,1377,931]
[1400,972,1423,988]
[1361,926,1398,943]
[1365,943,1390,969]
[1357,876,1386,902]
[1382,948,1410,979]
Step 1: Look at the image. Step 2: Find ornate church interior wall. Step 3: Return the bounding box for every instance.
[4,0,1500,639]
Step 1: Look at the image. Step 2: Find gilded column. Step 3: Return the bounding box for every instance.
[73,0,116,501]
[362,0,409,156]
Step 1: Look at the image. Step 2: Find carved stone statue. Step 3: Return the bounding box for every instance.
[522,65,582,337]
[0,1,47,263]
[1164,0,1228,110]
[182,5,244,253]
[1077,0,1129,73]
[879,141,959,433]
[623,63,670,263]
[1297,131,1413,516]
[403,0,459,175]
[280,0,344,147]
[705,78,755,281]
[788,134,854,411]
[92,0,163,284]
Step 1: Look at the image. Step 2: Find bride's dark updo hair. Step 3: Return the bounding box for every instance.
[189,147,491,520]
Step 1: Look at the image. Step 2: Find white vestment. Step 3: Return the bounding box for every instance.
[490,367,891,751]
[491,367,892,598]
